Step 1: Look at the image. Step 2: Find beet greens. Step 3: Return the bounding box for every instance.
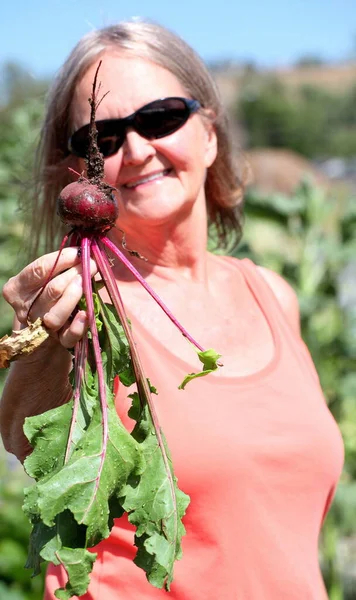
[22,62,220,598]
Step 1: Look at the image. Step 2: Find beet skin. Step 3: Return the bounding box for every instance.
[57,181,119,232]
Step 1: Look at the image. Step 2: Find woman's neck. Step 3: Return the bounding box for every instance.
[108,205,209,284]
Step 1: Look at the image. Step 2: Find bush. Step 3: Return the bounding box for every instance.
[0,449,45,599]
[237,78,356,158]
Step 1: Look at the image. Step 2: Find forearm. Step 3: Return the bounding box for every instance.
[0,337,73,462]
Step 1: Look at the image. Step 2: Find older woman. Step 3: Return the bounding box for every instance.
[0,21,343,600]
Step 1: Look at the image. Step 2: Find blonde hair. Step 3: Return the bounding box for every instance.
[28,20,245,257]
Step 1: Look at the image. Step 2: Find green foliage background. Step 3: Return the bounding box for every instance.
[0,62,355,599]
[237,72,356,157]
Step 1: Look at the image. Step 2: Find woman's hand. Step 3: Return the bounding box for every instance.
[2,247,97,348]
[1,247,98,460]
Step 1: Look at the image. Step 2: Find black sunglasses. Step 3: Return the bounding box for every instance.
[68,96,201,159]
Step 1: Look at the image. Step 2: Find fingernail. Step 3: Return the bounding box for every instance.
[43,312,58,329]
[78,310,87,323]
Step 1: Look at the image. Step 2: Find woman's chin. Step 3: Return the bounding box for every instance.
[117,198,193,229]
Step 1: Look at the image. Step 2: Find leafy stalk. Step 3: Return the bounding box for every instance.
[22,278,146,597]
[92,240,188,585]
[79,236,108,521]
[92,240,178,488]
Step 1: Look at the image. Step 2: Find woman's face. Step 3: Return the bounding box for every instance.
[70,52,217,231]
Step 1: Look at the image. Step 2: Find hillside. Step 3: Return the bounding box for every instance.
[212,61,356,108]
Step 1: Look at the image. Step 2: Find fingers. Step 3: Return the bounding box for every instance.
[15,248,81,296]
[3,248,97,327]
[42,275,84,331]
[28,265,94,325]
[3,248,79,321]
[59,310,89,348]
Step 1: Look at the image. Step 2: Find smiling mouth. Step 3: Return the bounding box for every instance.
[124,169,171,189]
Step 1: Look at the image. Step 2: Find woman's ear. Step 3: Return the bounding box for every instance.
[202,110,218,168]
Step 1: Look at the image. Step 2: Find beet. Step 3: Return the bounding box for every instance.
[57,180,118,232]
[56,60,119,234]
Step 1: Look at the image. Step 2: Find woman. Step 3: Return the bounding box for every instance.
[0,20,344,600]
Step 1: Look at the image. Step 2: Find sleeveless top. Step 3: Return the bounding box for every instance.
[44,258,344,600]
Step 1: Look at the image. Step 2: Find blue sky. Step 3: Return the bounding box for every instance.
[1,0,355,78]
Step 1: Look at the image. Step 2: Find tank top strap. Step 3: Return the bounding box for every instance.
[224,256,291,337]
[231,256,322,385]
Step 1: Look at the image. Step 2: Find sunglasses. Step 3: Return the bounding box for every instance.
[68,96,201,159]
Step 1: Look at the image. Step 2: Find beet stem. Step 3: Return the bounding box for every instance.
[91,240,178,533]
[100,236,205,352]
[80,236,108,519]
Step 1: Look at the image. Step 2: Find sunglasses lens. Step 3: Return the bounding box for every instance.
[69,126,90,157]
[70,124,124,158]
[135,98,190,138]
[69,98,198,158]
[96,137,120,157]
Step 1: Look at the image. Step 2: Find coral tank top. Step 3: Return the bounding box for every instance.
[45,258,344,599]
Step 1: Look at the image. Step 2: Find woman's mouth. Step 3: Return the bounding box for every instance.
[123,169,171,189]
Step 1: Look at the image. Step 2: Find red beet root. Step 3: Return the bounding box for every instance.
[57,61,119,234]
[57,180,118,232]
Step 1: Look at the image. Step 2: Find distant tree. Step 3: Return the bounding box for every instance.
[0,61,49,107]
[237,78,298,149]
[0,64,46,343]
[236,75,356,158]
[294,55,325,68]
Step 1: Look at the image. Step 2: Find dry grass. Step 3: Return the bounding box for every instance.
[271,62,356,94]
[213,61,356,107]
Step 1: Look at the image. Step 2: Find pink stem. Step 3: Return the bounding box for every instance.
[100,236,205,352]
[91,240,178,536]
[80,236,108,520]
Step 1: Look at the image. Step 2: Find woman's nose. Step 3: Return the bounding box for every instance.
[121,129,155,166]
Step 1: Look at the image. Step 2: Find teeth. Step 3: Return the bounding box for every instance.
[125,170,169,188]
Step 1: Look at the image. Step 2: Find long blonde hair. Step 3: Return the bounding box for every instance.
[28,20,245,257]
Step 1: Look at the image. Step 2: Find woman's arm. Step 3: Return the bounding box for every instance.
[0,338,73,461]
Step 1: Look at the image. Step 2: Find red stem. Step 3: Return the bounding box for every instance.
[91,240,179,543]
[80,236,108,521]
[100,236,205,352]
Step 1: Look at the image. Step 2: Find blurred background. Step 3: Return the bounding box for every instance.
[0,1,355,598]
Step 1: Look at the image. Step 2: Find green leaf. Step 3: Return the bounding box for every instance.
[22,306,146,596]
[122,401,190,590]
[23,390,144,543]
[53,548,96,600]
[178,348,221,390]
[99,301,135,387]
[26,513,96,599]
[78,290,104,333]
[23,403,73,480]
